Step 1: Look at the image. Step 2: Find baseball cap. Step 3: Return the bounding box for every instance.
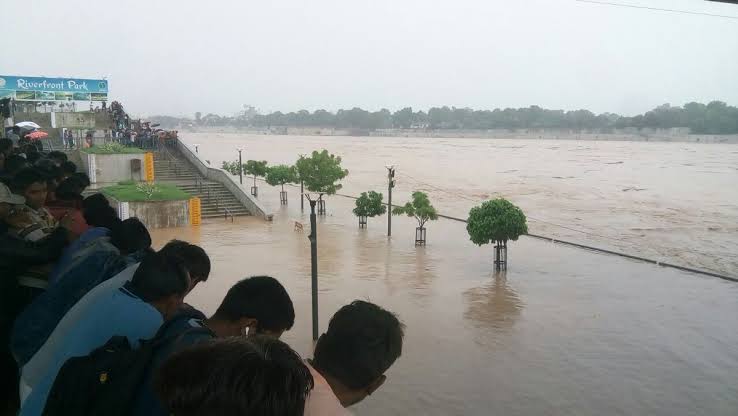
[0,182,25,205]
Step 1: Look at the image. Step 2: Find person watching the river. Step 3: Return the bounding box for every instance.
[131,275,296,416]
[305,300,404,416]
[16,240,211,404]
[10,168,57,241]
[154,336,313,416]
[11,217,152,372]
[0,182,71,414]
[18,249,192,416]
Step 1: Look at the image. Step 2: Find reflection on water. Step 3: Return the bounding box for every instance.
[464,273,523,334]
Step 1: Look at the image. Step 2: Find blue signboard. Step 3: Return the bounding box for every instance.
[0,75,108,101]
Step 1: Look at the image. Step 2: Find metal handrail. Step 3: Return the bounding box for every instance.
[195,174,237,222]
[167,139,236,222]
[224,207,234,222]
[157,141,181,176]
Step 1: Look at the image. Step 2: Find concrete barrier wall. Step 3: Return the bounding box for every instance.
[110,197,190,229]
[175,141,273,221]
[78,151,145,184]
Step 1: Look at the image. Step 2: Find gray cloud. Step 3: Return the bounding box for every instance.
[1,0,736,116]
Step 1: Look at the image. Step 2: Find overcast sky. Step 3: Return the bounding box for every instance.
[1,0,737,117]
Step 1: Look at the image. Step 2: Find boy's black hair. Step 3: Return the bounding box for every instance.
[110,217,151,254]
[154,336,313,416]
[61,161,77,175]
[213,276,295,333]
[11,167,45,194]
[159,240,211,282]
[128,248,190,303]
[313,301,404,390]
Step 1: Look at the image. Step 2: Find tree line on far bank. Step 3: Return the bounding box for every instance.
[151,101,738,134]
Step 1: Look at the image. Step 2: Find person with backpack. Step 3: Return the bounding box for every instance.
[18,240,211,405]
[11,217,152,368]
[304,301,405,416]
[154,336,314,416]
[44,193,119,284]
[0,184,72,415]
[130,275,296,416]
[18,249,192,416]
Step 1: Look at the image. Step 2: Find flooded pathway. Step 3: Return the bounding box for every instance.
[150,173,738,415]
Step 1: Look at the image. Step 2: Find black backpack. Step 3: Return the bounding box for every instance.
[42,308,212,416]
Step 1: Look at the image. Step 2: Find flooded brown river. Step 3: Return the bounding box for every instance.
[150,134,738,415]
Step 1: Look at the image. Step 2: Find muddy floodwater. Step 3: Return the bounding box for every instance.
[185,133,738,277]
[149,134,738,415]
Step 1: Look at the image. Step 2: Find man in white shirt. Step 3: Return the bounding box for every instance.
[304,301,404,416]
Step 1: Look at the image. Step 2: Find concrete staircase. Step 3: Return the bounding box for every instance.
[153,151,250,219]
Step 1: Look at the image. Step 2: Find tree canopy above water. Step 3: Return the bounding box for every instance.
[467,199,528,246]
[295,150,349,196]
[393,191,439,228]
[353,191,387,218]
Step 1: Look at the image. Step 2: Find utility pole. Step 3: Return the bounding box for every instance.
[307,196,319,341]
[386,166,395,237]
[299,154,305,212]
[237,148,243,185]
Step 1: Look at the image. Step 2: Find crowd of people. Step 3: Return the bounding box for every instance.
[0,135,405,415]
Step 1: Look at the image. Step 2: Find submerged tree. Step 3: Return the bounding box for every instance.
[221,160,241,176]
[244,160,268,196]
[265,164,298,204]
[353,191,387,228]
[392,191,438,245]
[294,150,349,214]
[466,198,528,271]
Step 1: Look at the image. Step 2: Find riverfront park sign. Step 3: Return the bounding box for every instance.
[0,75,108,101]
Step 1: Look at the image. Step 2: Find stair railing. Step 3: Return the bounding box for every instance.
[158,141,181,177]
[224,207,234,222]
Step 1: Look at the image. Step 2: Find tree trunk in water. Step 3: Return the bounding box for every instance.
[494,240,508,271]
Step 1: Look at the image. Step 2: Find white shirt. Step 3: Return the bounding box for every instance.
[304,363,352,416]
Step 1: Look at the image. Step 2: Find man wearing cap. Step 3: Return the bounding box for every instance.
[0,182,72,414]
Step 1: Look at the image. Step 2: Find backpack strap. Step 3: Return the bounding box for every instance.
[148,322,215,351]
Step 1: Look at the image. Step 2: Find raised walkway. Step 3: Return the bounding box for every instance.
[162,140,272,221]
[153,149,250,219]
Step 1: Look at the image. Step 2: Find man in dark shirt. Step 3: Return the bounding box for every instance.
[131,275,296,416]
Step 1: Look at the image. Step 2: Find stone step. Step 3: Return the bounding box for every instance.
[200,202,245,208]
[154,171,199,176]
[201,207,250,214]
[200,202,247,209]
[201,206,250,212]
[185,190,237,196]
[202,213,249,219]
[155,176,200,181]
[154,168,197,173]
[155,175,199,179]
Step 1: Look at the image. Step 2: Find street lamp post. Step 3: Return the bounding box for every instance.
[237,148,244,185]
[386,165,395,237]
[306,195,319,341]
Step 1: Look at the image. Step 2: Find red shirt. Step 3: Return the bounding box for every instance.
[46,199,89,236]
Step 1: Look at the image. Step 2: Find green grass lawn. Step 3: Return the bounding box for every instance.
[80,144,145,154]
[101,182,191,202]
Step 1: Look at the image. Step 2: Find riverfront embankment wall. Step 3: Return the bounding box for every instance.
[178,126,738,143]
